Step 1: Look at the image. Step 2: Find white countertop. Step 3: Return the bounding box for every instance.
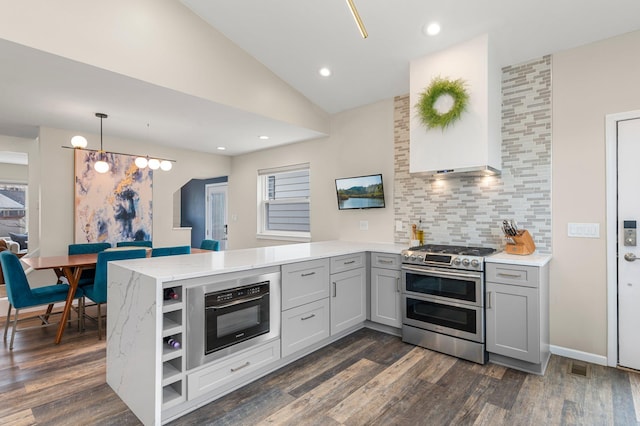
[113,240,407,282]
[486,251,552,267]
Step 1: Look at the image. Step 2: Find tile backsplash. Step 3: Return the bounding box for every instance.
[393,56,551,253]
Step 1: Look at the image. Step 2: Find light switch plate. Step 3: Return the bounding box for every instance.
[568,222,600,238]
[395,220,403,232]
[359,220,369,231]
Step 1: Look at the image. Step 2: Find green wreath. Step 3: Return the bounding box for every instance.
[416,77,469,130]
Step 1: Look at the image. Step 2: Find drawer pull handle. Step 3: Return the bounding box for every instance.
[332,282,337,297]
[379,259,393,264]
[396,277,400,293]
[301,272,316,277]
[497,272,522,278]
[230,361,250,372]
[486,292,492,309]
[343,260,356,265]
[301,314,316,321]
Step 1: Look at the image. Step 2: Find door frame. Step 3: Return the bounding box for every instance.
[205,182,228,248]
[605,109,640,367]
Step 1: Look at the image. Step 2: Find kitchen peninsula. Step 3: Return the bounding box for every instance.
[106,241,406,425]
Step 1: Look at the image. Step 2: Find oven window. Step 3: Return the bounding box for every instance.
[405,272,477,302]
[218,305,261,337]
[406,298,477,334]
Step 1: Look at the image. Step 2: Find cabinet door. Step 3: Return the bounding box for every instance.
[370,267,402,328]
[281,258,330,310]
[281,298,330,357]
[330,268,366,335]
[486,282,540,363]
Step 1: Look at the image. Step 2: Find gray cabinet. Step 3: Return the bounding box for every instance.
[485,260,550,375]
[370,252,402,328]
[330,253,366,335]
[281,259,331,357]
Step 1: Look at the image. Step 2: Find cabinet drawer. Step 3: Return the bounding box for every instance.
[281,298,330,357]
[330,252,365,274]
[187,340,280,401]
[282,259,330,310]
[371,252,402,270]
[486,263,539,288]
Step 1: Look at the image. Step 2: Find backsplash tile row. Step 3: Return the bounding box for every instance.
[393,56,552,253]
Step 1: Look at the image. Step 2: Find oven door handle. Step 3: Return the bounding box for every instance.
[401,265,482,280]
[206,294,267,310]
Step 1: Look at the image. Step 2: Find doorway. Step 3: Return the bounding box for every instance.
[605,110,640,368]
[205,183,228,250]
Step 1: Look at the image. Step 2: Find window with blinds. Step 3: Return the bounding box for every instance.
[258,164,310,240]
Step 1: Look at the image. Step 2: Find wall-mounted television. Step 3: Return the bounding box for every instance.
[335,174,386,210]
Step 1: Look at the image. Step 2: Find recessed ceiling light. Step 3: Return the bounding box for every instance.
[424,22,441,36]
[217,146,226,150]
[259,135,270,140]
[319,67,332,77]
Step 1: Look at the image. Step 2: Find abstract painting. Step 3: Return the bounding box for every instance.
[74,150,153,246]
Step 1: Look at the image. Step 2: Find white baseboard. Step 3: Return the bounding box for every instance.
[550,345,608,366]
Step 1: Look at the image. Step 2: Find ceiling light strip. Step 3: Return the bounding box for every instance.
[345,0,368,39]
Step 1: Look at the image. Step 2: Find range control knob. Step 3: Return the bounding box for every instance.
[403,254,411,261]
[471,259,480,268]
[410,255,418,261]
[462,258,470,266]
[453,258,462,265]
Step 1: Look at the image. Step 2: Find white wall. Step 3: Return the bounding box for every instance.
[0,0,328,134]
[552,30,640,357]
[228,99,396,249]
[36,127,231,256]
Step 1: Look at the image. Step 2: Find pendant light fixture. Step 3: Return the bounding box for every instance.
[66,113,176,172]
[94,113,110,174]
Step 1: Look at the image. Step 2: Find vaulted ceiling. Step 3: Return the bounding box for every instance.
[1,0,640,160]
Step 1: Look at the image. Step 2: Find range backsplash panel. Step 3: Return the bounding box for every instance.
[394,56,551,253]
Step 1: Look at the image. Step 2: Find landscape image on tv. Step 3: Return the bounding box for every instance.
[335,174,385,210]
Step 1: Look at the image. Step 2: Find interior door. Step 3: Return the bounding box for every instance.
[205,183,228,250]
[618,117,640,370]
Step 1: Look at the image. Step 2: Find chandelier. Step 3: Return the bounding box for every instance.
[69,112,175,173]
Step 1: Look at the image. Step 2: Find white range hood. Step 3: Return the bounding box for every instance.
[409,34,501,178]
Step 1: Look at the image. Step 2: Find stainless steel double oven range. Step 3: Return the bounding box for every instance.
[401,244,496,364]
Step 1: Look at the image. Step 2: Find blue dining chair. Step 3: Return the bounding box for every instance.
[151,245,191,257]
[68,242,112,286]
[1,251,84,350]
[116,241,152,248]
[82,249,146,339]
[200,239,220,251]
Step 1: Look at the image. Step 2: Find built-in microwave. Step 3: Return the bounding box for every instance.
[186,269,281,370]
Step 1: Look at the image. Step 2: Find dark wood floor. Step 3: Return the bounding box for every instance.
[1,312,639,426]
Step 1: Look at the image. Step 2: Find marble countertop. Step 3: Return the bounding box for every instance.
[112,240,408,282]
[486,251,552,267]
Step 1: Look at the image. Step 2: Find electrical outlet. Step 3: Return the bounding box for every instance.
[395,220,403,232]
[359,220,369,231]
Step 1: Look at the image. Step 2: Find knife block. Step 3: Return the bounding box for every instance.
[505,229,536,255]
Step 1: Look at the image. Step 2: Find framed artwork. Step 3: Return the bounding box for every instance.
[74,149,153,246]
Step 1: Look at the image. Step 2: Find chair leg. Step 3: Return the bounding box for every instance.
[43,303,54,324]
[97,303,102,340]
[4,304,11,340]
[78,298,84,331]
[10,308,19,350]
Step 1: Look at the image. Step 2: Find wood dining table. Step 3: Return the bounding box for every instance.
[22,253,99,344]
[21,247,209,344]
